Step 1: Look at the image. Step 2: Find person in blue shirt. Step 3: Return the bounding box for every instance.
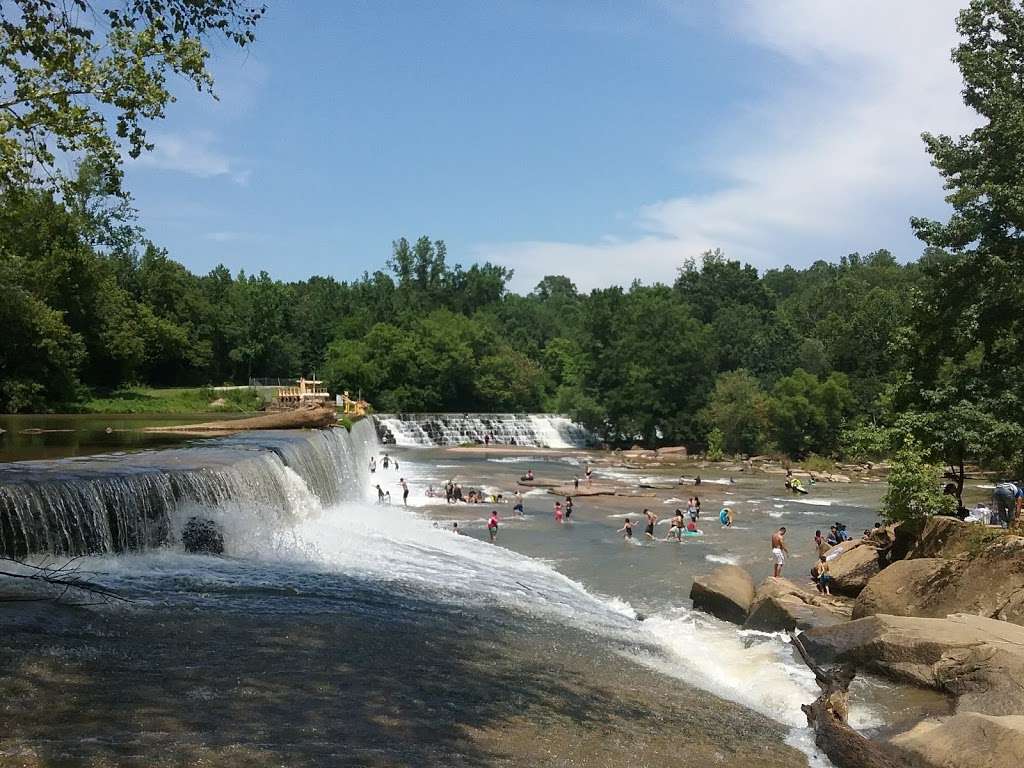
[992,482,1023,528]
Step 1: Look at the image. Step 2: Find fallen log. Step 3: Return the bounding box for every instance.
[790,632,910,768]
[145,405,338,432]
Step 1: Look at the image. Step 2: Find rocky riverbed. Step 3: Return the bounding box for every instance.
[688,515,1024,768]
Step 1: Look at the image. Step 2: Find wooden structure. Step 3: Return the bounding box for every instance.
[276,377,331,407]
[339,390,369,417]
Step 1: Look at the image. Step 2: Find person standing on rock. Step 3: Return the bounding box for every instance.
[771,527,788,577]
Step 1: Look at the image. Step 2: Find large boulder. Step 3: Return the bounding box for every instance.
[853,535,1024,625]
[799,613,1024,716]
[889,713,1024,768]
[824,539,880,596]
[909,516,986,559]
[181,517,224,555]
[743,577,850,632]
[853,558,947,619]
[689,565,755,625]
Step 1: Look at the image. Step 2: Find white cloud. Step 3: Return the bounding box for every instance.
[475,0,975,292]
[134,131,251,184]
[204,230,260,243]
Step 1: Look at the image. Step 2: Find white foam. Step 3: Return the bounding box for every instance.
[705,554,740,565]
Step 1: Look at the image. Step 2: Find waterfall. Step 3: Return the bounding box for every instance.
[373,413,592,448]
[0,420,379,558]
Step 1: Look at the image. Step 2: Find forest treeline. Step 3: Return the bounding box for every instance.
[0,169,990,463]
[2,0,1024,500]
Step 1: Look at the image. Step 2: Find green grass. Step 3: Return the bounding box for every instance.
[75,386,264,414]
[799,453,836,473]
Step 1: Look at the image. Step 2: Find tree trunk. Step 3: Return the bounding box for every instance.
[791,633,911,768]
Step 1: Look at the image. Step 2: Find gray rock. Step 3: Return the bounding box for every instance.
[689,565,755,625]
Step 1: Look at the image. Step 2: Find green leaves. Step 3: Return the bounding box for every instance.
[881,439,957,522]
[0,0,264,195]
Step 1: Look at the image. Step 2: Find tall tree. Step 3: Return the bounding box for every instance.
[899,0,1024,488]
[0,0,264,194]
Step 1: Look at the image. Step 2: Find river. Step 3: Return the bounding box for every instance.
[0,420,950,767]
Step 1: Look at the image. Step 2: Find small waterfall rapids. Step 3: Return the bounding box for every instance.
[0,420,379,558]
[374,413,593,448]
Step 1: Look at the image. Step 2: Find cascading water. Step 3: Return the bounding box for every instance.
[0,420,379,557]
[374,413,593,448]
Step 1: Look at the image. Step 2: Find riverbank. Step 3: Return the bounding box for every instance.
[70,386,265,415]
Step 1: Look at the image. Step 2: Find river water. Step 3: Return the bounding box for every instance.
[0,423,950,766]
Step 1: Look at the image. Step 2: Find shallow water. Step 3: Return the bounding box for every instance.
[0,413,246,462]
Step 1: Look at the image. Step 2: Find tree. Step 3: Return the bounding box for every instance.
[887,0,1024,492]
[0,257,85,411]
[768,369,854,457]
[881,439,956,522]
[0,0,265,194]
[702,369,770,455]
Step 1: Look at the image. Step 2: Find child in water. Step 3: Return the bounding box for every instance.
[618,519,633,539]
[553,501,564,523]
[487,511,499,542]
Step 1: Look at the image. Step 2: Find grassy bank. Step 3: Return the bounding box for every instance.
[73,387,265,415]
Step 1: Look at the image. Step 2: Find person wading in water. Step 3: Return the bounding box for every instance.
[771,527,789,577]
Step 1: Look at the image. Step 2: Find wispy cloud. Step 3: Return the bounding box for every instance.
[134,131,252,185]
[475,0,975,292]
[204,230,260,243]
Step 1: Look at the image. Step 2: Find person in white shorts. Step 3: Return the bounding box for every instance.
[771,526,788,577]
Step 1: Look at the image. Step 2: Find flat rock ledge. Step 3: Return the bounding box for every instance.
[799,613,1024,717]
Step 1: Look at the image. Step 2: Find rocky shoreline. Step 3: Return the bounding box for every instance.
[688,516,1024,768]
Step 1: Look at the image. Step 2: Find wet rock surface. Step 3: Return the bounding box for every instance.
[689,565,755,625]
[743,577,851,632]
[800,613,1024,716]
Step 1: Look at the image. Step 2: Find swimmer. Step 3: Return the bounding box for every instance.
[564,496,574,521]
[376,484,385,503]
[618,519,634,539]
[643,509,657,540]
[487,511,499,542]
[553,501,564,523]
[400,478,409,505]
[452,522,462,535]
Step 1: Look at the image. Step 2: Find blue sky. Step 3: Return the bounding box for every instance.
[121,1,974,292]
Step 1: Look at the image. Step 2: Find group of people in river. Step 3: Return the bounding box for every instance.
[371,452,873,596]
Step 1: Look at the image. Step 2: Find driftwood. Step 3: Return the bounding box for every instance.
[146,405,338,433]
[0,556,128,605]
[790,632,910,768]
